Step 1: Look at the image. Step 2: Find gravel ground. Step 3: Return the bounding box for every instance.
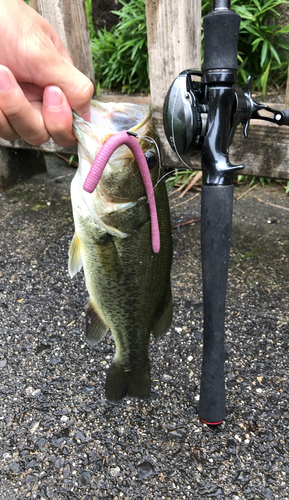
[0,156,289,500]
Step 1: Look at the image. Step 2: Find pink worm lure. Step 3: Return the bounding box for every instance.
[83,130,160,253]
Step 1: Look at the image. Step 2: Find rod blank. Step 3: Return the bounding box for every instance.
[213,0,231,9]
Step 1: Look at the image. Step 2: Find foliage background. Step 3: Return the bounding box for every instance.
[86,0,289,95]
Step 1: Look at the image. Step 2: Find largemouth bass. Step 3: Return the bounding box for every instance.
[69,100,173,402]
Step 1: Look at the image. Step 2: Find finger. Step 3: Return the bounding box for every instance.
[19,82,44,102]
[43,85,77,147]
[0,65,49,145]
[10,2,94,118]
[0,109,20,142]
[27,42,94,118]
[48,28,74,65]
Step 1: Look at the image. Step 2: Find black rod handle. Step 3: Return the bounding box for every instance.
[199,184,234,424]
[203,6,240,75]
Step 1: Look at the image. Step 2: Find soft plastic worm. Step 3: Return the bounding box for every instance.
[83,130,160,253]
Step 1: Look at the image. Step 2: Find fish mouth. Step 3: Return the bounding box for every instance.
[71,100,159,242]
[73,100,151,141]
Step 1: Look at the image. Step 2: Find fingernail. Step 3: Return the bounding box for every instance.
[44,86,64,108]
[82,110,91,122]
[0,67,11,93]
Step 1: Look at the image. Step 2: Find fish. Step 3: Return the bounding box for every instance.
[69,100,173,402]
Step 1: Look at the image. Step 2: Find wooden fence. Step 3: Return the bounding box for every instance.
[0,0,289,189]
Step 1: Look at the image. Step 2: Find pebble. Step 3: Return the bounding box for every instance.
[1,174,289,499]
[32,389,41,397]
[30,421,40,434]
[78,471,92,486]
[50,357,62,366]
[262,487,274,500]
[110,466,121,477]
[137,462,154,480]
[9,462,20,474]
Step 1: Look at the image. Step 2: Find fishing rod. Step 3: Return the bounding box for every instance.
[163,0,289,424]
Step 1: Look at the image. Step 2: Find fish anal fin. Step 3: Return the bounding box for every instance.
[68,233,83,278]
[152,291,173,339]
[105,362,151,402]
[86,303,108,345]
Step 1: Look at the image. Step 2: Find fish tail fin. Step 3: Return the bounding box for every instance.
[105,362,151,402]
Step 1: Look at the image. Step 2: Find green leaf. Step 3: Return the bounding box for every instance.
[261,59,272,95]
[277,40,289,50]
[269,44,281,64]
[275,23,289,34]
[261,41,268,66]
[252,0,262,10]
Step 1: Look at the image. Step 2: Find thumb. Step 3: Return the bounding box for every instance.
[40,52,94,117]
[23,30,94,116]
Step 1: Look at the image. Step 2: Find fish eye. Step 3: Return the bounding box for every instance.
[144,151,157,170]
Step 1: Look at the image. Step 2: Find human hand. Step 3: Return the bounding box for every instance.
[0,0,94,147]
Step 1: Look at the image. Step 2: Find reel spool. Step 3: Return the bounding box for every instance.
[163,69,207,157]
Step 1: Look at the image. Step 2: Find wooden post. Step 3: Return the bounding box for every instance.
[145,0,202,167]
[30,0,95,85]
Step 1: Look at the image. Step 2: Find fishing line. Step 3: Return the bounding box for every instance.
[152,167,193,192]
[139,134,162,183]
[129,132,163,205]
[132,133,193,196]
[130,133,162,185]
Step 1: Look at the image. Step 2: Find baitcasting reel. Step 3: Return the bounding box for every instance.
[164,69,289,162]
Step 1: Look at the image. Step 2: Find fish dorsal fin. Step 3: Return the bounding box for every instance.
[86,303,108,344]
[68,233,83,278]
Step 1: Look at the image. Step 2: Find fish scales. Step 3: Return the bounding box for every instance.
[69,100,173,402]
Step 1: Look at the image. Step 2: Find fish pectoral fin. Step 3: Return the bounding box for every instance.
[86,303,109,345]
[68,233,83,278]
[93,232,121,279]
[105,362,151,402]
[152,290,173,339]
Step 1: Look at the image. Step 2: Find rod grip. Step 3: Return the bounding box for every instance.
[199,185,234,424]
[203,9,240,72]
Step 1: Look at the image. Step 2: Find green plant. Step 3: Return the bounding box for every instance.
[90,0,149,94]
[202,0,289,94]
[85,0,96,39]
[165,169,201,190]
[237,175,271,187]
[88,0,289,95]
